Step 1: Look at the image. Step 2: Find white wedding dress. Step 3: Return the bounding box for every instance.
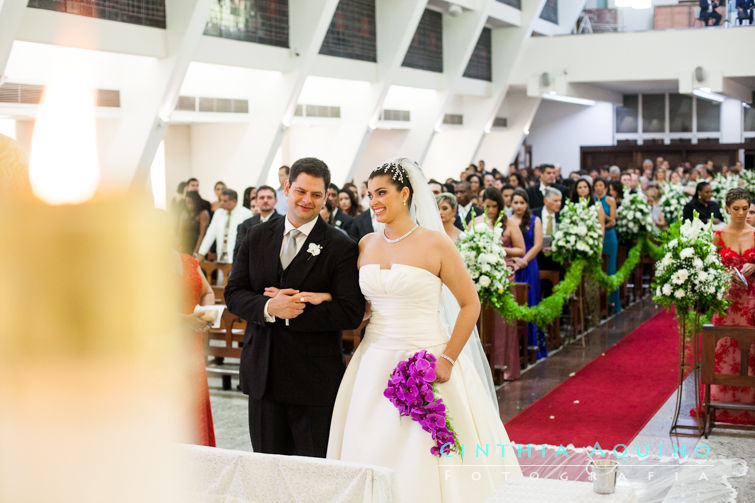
[327,263,522,502]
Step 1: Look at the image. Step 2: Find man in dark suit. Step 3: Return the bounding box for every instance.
[532,187,563,274]
[225,158,365,458]
[234,185,282,259]
[699,0,722,25]
[526,164,569,210]
[349,208,374,242]
[453,180,483,230]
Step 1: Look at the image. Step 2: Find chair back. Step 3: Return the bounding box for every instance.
[199,260,233,286]
[702,325,755,388]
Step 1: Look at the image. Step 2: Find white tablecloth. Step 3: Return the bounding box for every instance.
[488,478,637,503]
[177,445,393,503]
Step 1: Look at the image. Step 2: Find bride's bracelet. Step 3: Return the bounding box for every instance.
[439,353,455,366]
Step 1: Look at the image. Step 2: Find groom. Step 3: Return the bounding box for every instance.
[225,157,364,457]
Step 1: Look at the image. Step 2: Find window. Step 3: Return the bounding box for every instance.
[28,0,166,28]
[462,28,492,82]
[497,0,520,8]
[745,106,755,132]
[615,95,638,133]
[540,0,558,24]
[402,9,443,73]
[642,94,665,133]
[204,0,289,48]
[669,94,692,133]
[696,98,720,132]
[319,0,376,62]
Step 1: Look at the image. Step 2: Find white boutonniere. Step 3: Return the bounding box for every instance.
[307,243,322,260]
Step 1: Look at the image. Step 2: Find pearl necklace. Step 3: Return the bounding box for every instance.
[383,224,419,244]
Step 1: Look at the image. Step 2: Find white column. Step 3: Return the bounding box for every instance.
[0,0,27,75]
[398,1,495,164]
[335,0,428,184]
[232,0,341,186]
[106,0,211,190]
[720,98,743,144]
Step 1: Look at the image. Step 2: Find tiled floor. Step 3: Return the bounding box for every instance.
[208,297,754,500]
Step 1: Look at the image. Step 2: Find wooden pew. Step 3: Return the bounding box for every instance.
[702,325,755,438]
[204,309,246,390]
[199,259,233,287]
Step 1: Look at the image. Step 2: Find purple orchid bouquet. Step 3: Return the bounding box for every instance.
[383,350,459,457]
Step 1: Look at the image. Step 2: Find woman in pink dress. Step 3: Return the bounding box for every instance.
[709,187,755,424]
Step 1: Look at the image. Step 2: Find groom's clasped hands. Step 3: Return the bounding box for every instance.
[263,287,333,319]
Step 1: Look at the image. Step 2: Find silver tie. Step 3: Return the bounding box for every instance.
[280,229,302,269]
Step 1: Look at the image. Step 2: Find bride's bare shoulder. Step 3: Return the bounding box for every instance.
[416,228,456,249]
[358,232,377,252]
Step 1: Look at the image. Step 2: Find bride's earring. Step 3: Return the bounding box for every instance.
[403,200,407,206]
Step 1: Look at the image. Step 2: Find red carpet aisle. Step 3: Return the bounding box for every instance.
[505,310,680,448]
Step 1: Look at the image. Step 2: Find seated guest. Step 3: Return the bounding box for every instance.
[197,188,252,264]
[699,0,722,25]
[453,180,483,230]
[234,185,282,259]
[437,192,461,242]
[683,181,723,224]
[532,187,562,278]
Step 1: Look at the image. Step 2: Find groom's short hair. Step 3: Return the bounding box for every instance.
[290,157,330,191]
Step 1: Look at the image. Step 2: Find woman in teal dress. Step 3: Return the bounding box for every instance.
[593,177,621,314]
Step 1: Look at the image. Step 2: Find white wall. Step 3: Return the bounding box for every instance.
[352,129,408,185]
[164,124,192,200]
[527,99,614,173]
[188,122,253,200]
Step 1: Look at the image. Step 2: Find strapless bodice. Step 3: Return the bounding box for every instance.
[359,264,448,349]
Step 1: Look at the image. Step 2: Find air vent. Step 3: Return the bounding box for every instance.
[176,96,249,114]
[492,117,507,128]
[442,113,463,125]
[380,109,410,122]
[0,82,120,107]
[294,104,341,118]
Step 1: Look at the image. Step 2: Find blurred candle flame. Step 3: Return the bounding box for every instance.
[29,77,99,205]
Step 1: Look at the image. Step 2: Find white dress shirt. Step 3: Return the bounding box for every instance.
[263,216,320,323]
[458,202,474,222]
[541,207,558,237]
[275,188,288,215]
[198,205,253,263]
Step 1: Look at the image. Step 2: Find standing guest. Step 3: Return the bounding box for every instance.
[338,188,361,218]
[176,251,216,447]
[706,188,755,425]
[466,173,483,196]
[747,199,755,227]
[358,181,370,210]
[608,165,621,182]
[348,208,375,242]
[170,181,188,219]
[501,184,515,217]
[274,165,290,215]
[178,190,210,256]
[571,178,606,327]
[442,181,456,194]
[428,179,443,197]
[250,197,258,216]
[683,181,723,224]
[508,172,527,190]
[242,186,256,210]
[437,192,461,242]
[493,177,504,191]
[654,167,668,185]
[197,189,253,264]
[343,182,360,202]
[235,186,282,259]
[510,189,546,360]
[646,186,667,231]
[526,164,569,210]
[474,187,525,267]
[670,170,683,185]
[454,180,483,230]
[594,177,621,314]
[211,181,227,213]
[483,173,495,188]
[478,159,486,172]
[326,183,353,232]
[532,187,562,281]
[608,180,624,207]
[186,177,212,215]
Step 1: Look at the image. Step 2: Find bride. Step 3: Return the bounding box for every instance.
[327,159,521,501]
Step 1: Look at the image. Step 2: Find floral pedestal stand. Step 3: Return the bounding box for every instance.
[669,311,704,438]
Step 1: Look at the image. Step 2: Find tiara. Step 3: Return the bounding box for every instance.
[376,161,407,184]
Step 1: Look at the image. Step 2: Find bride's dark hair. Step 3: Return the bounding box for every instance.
[369,160,414,205]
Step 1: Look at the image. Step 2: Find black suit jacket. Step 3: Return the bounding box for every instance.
[349,209,374,242]
[234,211,282,260]
[453,205,483,230]
[330,208,353,233]
[225,216,365,406]
[532,207,562,272]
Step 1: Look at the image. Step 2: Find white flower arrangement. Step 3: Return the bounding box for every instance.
[616,192,655,242]
[738,169,755,199]
[653,217,730,314]
[550,199,603,264]
[658,183,688,225]
[710,174,741,207]
[457,221,512,298]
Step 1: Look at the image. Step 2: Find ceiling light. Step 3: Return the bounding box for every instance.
[692,88,725,103]
[541,92,596,106]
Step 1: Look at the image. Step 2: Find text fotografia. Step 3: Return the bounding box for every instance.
[439,442,711,459]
